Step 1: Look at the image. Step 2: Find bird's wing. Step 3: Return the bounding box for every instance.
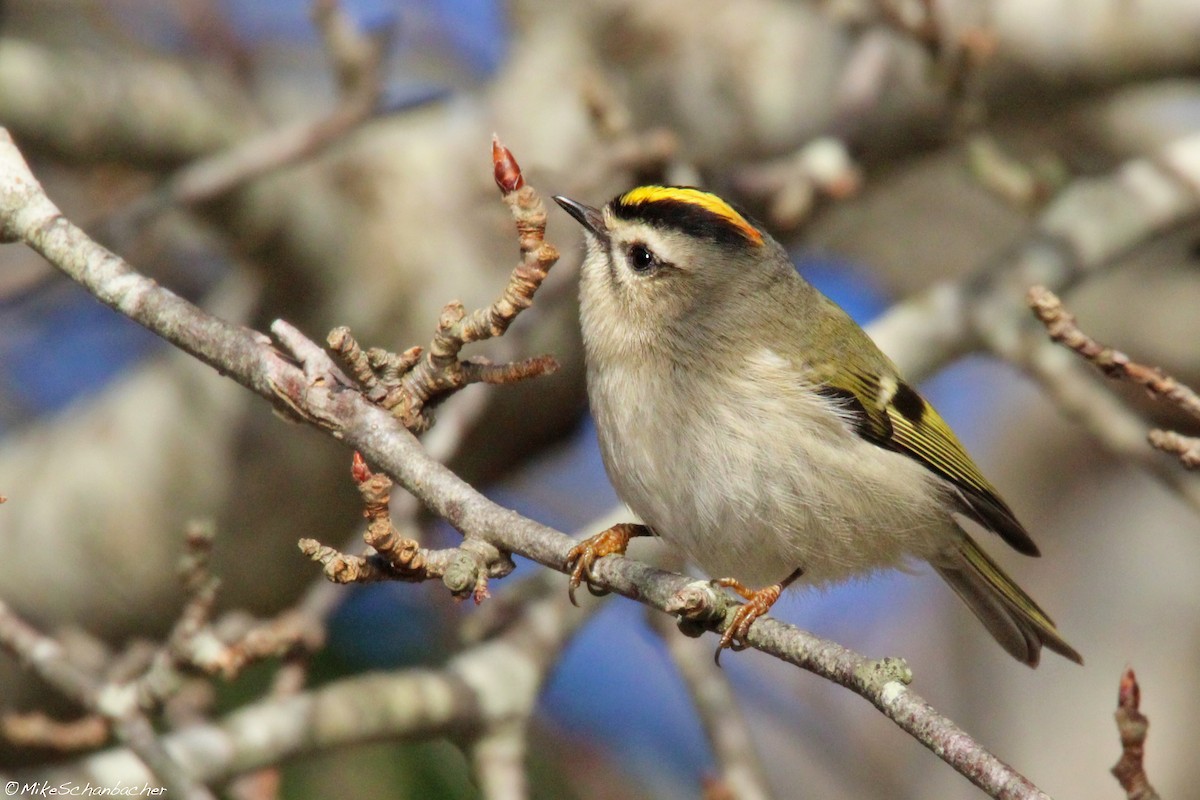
[817,366,1040,557]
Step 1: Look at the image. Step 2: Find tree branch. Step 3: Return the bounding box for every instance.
[867,131,1200,383]
[0,126,1050,799]
[1030,284,1200,470]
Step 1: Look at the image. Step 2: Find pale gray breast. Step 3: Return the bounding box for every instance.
[587,346,953,585]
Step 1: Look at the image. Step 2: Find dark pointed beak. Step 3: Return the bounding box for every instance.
[553,195,605,238]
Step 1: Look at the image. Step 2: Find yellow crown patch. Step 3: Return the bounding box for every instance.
[617,186,763,245]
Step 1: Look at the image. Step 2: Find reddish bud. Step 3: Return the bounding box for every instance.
[351,452,371,483]
[1118,667,1140,710]
[492,134,524,192]
[473,582,491,605]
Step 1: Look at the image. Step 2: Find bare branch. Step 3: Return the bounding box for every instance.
[1029,285,1200,418]
[104,0,390,235]
[0,39,249,164]
[1029,285,1200,470]
[0,127,1051,799]
[1147,429,1200,468]
[1005,336,1200,505]
[346,137,561,431]
[868,132,1200,382]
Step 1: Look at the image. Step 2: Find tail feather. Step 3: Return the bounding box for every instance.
[934,532,1082,667]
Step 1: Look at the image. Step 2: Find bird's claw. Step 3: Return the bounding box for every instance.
[564,523,644,606]
[711,569,802,665]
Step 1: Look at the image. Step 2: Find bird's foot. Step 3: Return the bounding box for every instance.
[712,568,802,664]
[564,522,649,605]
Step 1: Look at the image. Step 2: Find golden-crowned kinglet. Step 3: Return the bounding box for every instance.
[553,186,1081,667]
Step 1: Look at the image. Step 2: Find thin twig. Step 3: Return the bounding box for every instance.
[1029,285,1200,470]
[333,136,561,432]
[1111,668,1161,800]
[1005,332,1200,508]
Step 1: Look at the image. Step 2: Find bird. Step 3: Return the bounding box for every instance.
[552,185,1081,667]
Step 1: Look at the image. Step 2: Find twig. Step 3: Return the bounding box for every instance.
[1029,287,1200,416]
[300,452,514,599]
[330,137,561,432]
[0,126,1052,799]
[1147,429,1200,469]
[139,523,323,688]
[1111,668,1161,800]
[1029,285,1200,470]
[1008,335,1200,505]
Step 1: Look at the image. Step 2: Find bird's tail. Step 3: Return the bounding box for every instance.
[933,532,1083,667]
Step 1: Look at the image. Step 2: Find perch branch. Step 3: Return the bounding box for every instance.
[0,126,1049,800]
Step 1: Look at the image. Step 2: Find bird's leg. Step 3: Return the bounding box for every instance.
[713,567,804,663]
[564,522,650,605]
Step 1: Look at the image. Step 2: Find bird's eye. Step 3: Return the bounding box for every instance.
[627,243,659,274]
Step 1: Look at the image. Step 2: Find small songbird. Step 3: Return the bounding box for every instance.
[553,186,1081,667]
